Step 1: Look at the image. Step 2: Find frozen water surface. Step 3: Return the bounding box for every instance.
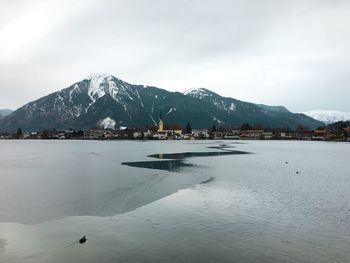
[0,140,350,262]
[0,140,214,223]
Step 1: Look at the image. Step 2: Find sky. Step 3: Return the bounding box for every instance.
[0,0,349,112]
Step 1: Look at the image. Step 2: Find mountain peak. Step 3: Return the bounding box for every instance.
[184,87,219,99]
[79,73,127,103]
[85,73,114,80]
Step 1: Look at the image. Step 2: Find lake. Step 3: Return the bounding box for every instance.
[0,140,349,262]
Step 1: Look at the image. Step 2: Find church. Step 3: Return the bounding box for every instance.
[157,111,182,139]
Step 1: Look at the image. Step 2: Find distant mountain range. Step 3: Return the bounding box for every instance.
[303,110,350,124]
[0,74,323,132]
[0,109,13,120]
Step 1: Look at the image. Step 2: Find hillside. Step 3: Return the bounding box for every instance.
[0,74,323,132]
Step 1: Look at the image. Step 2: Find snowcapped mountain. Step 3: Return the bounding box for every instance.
[0,74,323,132]
[184,88,236,112]
[303,110,350,124]
[0,74,165,131]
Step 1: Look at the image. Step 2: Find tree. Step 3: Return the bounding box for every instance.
[253,123,263,130]
[16,128,22,139]
[240,123,252,130]
[41,130,50,139]
[212,124,217,132]
[296,125,309,133]
[344,129,348,141]
[185,122,192,134]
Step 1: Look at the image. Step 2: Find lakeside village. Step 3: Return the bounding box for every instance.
[1,114,349,141]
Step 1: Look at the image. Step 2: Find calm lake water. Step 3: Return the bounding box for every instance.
[0,140,349,262]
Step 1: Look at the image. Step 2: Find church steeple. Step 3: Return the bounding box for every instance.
[158,110,164,132]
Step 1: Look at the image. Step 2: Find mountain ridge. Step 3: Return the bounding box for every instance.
[0,109,13,119]
[0,74,323,132]
[303,110,350,124]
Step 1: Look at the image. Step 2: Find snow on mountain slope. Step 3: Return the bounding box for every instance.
[87,73,109,102]
[184,88,236,112]
[99,117,116,129]
[51,74,145,118]
[83,73,139,105]
[184,88,213,99]
[0,74,325,131]
[303,110,350,124]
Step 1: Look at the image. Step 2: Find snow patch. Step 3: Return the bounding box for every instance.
[83,73,129,111]
[69,84,79,103]
[149,114,157,125]
[212,116,224,125]
[108,79,119,100]
[229,102,236,111]
[99,117,116,129]
[184,88,211,99]
[185,88,234,112]
[86,73,113,80]
[166,108,176,115]
[135,89,144,107]
[88,74,108,102]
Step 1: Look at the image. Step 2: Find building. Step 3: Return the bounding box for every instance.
[157,111,182,139]
[242,130,264,139]
[312,129,326,140]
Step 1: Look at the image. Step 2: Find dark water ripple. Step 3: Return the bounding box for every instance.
[123,150,250,172]
[122,159,193,172]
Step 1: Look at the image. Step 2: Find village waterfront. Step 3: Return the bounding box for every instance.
[0,140,350,262]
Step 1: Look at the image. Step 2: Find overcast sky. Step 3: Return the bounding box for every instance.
[0,0,349,112]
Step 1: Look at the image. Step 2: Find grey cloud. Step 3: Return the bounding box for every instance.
[0,0,349,112]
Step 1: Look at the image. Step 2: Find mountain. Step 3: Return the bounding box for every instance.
[0,74,323,132]
[0,109,13,119]
[303,110,350,124]
[326,120,350,130]
[183,88,322,129]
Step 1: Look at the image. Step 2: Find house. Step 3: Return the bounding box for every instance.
[280,132,294,139]
[262,132,273,139]
[84,129,110,140]
[312,129,326,140]
[213,131,224,139]
[242,130,264,139]
[192,129,210,139]
[224,130,241,139]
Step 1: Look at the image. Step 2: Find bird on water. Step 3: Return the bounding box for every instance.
[79,236,87,244]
